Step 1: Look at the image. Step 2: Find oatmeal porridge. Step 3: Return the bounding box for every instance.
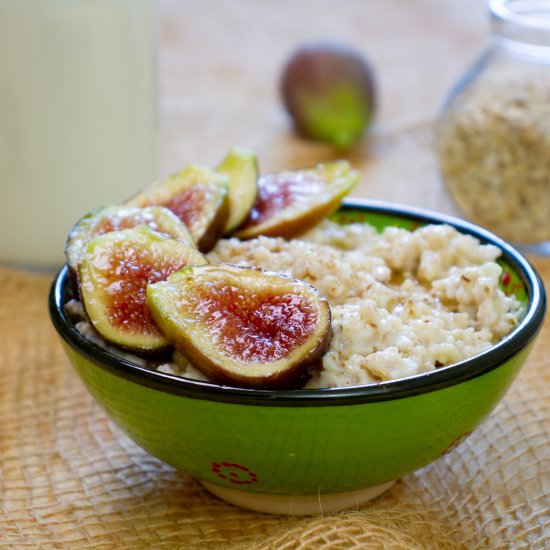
[204,220,522,387]
[67,218,522,389]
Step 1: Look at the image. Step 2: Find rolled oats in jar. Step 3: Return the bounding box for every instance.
[437,0,550,255]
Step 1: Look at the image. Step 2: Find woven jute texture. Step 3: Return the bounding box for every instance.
[0,262,548,549]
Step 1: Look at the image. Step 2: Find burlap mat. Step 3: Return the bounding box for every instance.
[0,260,548,550]
[2,1,549,547]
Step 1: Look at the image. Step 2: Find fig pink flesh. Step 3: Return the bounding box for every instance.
[242,172,325,229]
[163,185,207,227]
[95,217,140,235]
[190,284,319,363]
[100,248,189,336]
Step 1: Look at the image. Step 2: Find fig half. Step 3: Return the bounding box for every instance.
[216,147,259,234]
[234,160,359,239]
[65,205,196,274]
[126,165,229,252]
[78,226,207,355]
[146,264,331,389]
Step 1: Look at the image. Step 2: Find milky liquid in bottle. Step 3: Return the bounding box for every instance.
[0,0,158,269]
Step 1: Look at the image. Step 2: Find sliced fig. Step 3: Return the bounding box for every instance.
[65,205,196,274]
[146,264,331,389]
[234,160,359,239]
[78,226,207,355]
[126,165,229,252]
[215,147,259,234]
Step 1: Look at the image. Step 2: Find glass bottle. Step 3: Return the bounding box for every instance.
[437,0,550,255]
[0,0,158,269]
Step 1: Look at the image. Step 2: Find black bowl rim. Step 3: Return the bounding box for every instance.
[48,199,547,407]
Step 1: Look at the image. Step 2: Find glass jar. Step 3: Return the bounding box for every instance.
[0,0,158,269]
[437,0,550,255]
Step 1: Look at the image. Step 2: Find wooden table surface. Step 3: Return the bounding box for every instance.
[157,0,489,216]
[1,1,548,548]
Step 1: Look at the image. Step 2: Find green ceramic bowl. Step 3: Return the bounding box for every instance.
[48,200,546,515]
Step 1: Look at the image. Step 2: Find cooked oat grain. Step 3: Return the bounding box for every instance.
[208,220,521,387]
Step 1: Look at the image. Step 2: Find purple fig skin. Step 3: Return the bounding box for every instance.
[281,41,376,149]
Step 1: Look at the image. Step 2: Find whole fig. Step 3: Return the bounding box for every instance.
[281,41,376,150]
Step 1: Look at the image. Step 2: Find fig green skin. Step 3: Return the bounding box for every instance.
[234,160,359,240]
[216,147,259,234]
[126,164,230,253]
[281,41,376,150]
[146,264,331,389]
[78,226,207,356]
[65,204,196,274]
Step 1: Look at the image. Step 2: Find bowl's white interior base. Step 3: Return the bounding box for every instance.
[201,480,397,515]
